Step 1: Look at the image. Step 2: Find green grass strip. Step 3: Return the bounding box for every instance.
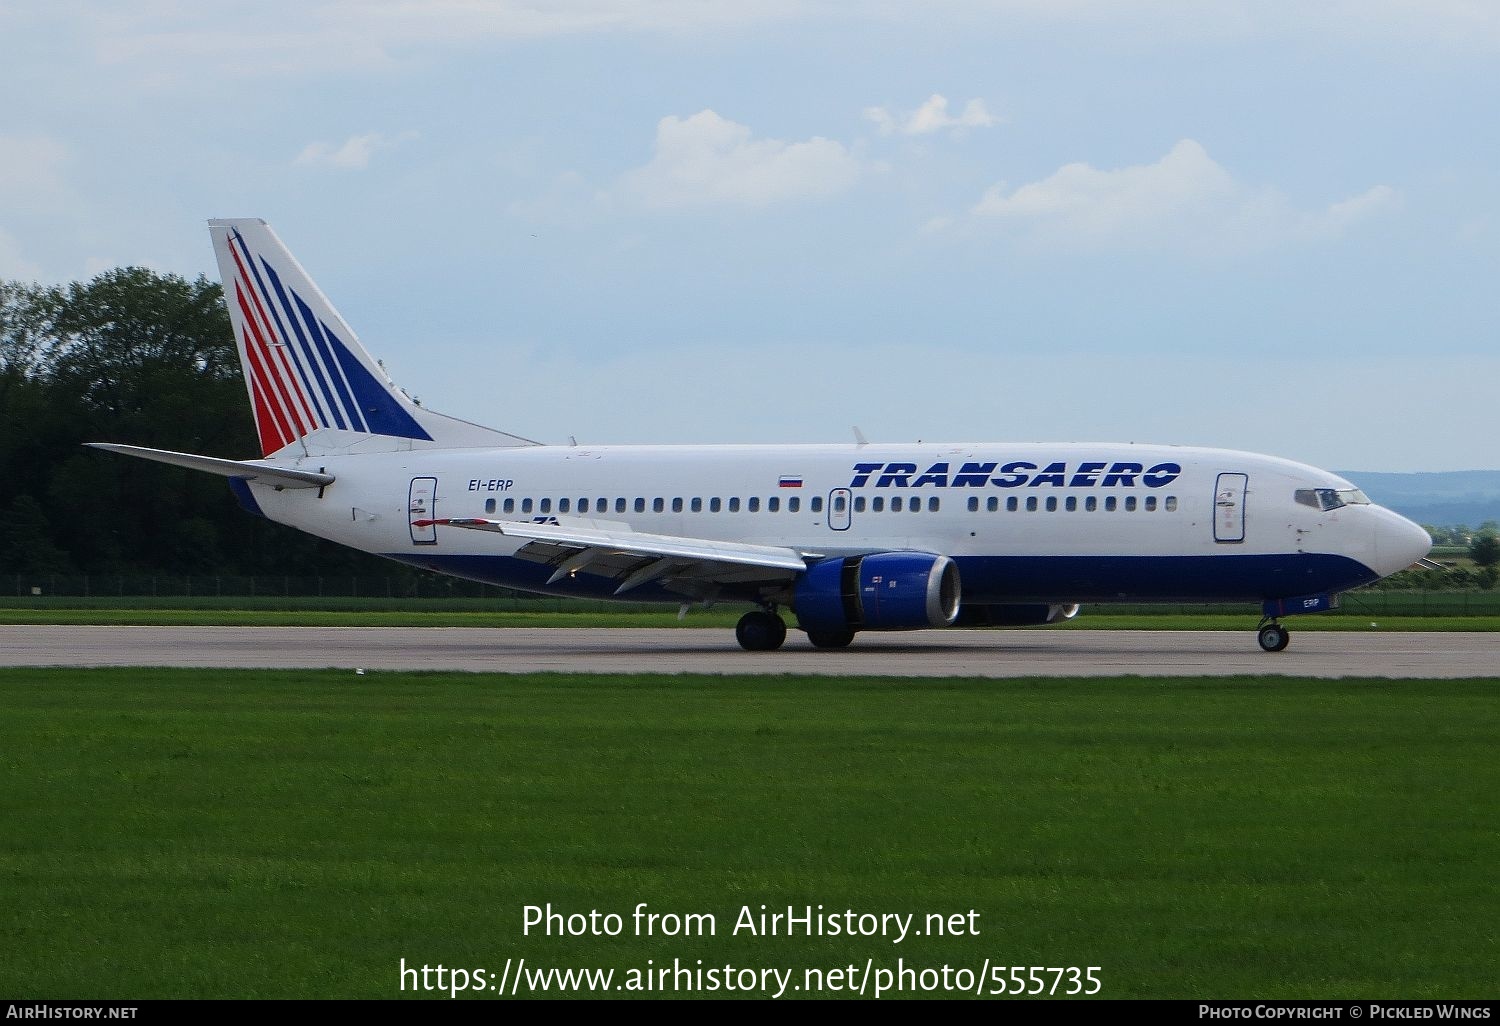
[1,668,1496,999]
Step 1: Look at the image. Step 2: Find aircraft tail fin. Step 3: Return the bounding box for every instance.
[208,219,537,457]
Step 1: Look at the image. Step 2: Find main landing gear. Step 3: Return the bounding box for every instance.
[1257,619,1291,653]
[735,610,787,651]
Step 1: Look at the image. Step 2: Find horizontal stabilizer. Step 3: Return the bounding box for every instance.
[86,443,335,489]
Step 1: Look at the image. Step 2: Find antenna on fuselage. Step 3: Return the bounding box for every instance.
[852,426,868,447]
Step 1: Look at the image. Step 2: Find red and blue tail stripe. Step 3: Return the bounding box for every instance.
[220,223,431,456]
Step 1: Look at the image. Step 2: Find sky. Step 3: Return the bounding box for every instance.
[2,1,1497,472]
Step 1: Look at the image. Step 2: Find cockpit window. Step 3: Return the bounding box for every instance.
[1294,487,1371,511]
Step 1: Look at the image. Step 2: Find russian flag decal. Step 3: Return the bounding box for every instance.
[779,476,803,488]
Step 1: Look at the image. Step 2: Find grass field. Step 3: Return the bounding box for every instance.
[2,668,1496,1000]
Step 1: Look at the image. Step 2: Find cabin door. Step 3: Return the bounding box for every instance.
[828,488,852,531]
[409,477,438,545]
[1213,473,1248,543]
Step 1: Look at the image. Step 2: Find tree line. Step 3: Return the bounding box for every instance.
[0,268,421,579]
[2,266,1497,586]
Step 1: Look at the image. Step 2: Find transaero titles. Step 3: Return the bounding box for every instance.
[847,460,1182,489]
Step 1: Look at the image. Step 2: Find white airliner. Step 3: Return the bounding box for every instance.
[91,219,1432,652]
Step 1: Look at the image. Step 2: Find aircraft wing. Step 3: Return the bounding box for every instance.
[418,518,818,596]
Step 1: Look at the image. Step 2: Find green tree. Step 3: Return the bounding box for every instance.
[0,494,72,575]
[1470,533,1500,569]
[46,268,246,447]
[1,266,440,580]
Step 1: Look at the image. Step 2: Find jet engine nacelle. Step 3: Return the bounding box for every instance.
[954,603,1081,627]
[794,552,961,634]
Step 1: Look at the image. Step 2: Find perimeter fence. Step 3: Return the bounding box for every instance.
[3,574,1498,617]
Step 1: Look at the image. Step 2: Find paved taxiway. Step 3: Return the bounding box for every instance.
[2,626,1496,677]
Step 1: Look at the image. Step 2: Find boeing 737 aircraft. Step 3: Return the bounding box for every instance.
[91,220,1432,652]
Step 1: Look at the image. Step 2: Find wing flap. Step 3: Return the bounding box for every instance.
[421,518,814,573]
[417,518,815,595]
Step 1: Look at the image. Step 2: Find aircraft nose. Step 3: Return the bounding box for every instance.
[1372,507,1432,578]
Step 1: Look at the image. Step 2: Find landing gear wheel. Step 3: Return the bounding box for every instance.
[1257,623,1290,652]
[736,611,787,652]
[806,628,855,649]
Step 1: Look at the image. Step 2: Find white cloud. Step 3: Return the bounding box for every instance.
[865,94,998,136]
[295,131,413,170]
[619,109,864,208]
[970,139,1397,253]
[1314,185,1400,237]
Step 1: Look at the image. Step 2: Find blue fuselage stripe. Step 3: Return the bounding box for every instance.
[380,551,1380,606]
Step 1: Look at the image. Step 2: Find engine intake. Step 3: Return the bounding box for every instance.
[794,552,961,635]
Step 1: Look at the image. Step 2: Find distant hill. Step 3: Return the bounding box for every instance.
[1336,471,1500,528]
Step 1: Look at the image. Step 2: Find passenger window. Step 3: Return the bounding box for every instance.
[522,498,534,514]
[856,496,868,512]
[653,498,665,513]
[928,497,939,512]
[987,497,998,512]
[1125,496,1137,512]
[540,498,552,514]
[870,497,881,512]
[485,498,496,514]
[1045,497,1058,512]
[614,498,625,514]
[1085,496,1096,512]
[748,497,760,512]
[559,498,570,513]
[789,497,800,512]
[811,497,823,513]
[768,497,780,512]
[1065,496,1077,512]
[1007,497,1018,512]
[729,498,740,512]
[1105,496,1117,512]
[691,498,702,513]
[891,497,903,512]
[1145,496,1157,512]
[1026,497,1038,512]
[634,498,645,513]
[710,497,721,513]
[1166,496,1178,512]
[672,498,683,512]
[968,497,979,512]
[504,498,515,514]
